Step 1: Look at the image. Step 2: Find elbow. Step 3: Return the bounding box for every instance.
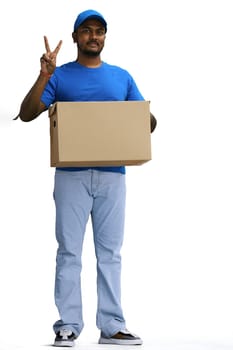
[12,114,31,122]
[17,103,44,122]
[17,106,33,122]
[18,109,39,122]
[19,114,29,122]
[19,114,33,122]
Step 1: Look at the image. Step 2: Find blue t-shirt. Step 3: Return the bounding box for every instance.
[41,61,144,174]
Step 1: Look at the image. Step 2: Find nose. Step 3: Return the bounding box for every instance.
[89,30,98,39]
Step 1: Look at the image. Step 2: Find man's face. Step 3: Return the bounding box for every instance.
[73,19,106,57]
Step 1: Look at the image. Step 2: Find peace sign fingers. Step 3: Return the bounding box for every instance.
[53,39,63,56]
[44,35,51,54]
[44,36,62,56]
[41,36,63,75]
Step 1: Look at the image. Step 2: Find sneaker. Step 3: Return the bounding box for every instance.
[54,329,77,347]
[98,329,143,345]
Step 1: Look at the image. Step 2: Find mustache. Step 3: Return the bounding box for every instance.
[87,40,99,45]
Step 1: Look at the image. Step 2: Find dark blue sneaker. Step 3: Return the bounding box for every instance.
[54,329,77,347]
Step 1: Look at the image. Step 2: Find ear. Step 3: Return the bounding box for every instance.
[72,32,77,43]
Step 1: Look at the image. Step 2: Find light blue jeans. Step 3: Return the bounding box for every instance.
[53,169,126,337]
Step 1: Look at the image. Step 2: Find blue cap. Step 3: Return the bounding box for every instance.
[73,9,107,32]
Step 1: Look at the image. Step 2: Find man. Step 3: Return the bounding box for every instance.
[17,9,156,347]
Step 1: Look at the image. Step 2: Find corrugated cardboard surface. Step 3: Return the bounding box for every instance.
[49,101,151,167]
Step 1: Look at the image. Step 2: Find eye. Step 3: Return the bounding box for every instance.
[96,29,105,36]
[80,28,91,34]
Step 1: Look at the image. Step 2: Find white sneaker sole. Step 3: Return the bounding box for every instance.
[99,337,143,345]
[54,340,75,347]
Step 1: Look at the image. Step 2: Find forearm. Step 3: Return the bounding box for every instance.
[19,72,50,122]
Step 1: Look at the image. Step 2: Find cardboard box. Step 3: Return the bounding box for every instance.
[49,101,151,167]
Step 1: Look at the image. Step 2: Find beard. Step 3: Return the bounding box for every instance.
[81,49,102,57]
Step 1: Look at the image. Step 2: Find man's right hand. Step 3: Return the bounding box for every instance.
[40,36,63,76]
[16,36,62,122]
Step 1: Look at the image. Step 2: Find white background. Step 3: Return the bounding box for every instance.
[0,0,233,349]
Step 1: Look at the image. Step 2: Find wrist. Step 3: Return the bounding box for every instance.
[40,70,53,78]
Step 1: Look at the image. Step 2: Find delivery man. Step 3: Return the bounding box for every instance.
[16,9,156,347]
